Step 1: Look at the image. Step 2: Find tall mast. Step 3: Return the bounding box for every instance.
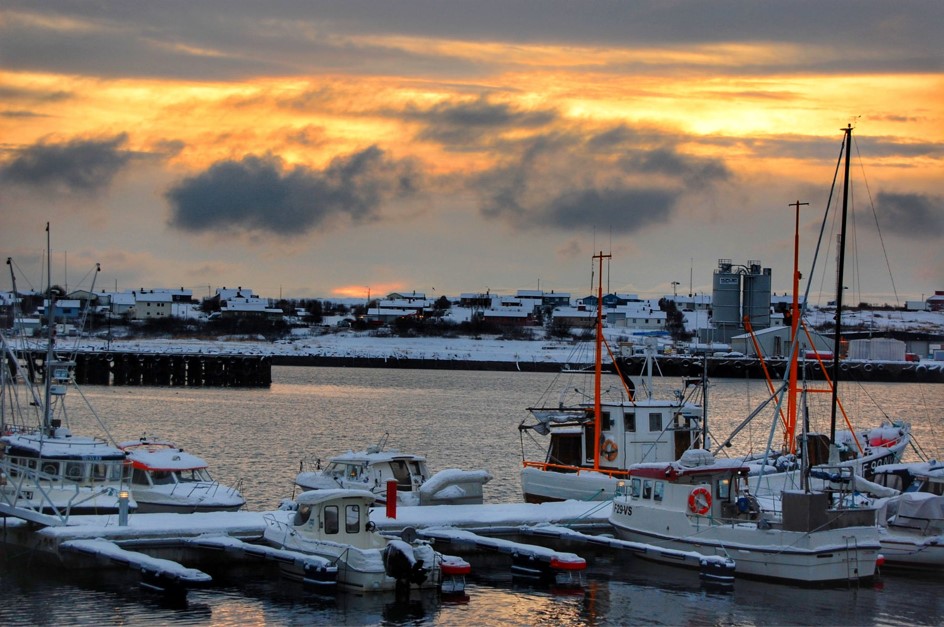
[787,200,808,451]
[592,250,610,470]
[43,222,54,432]
[830,125,853,442]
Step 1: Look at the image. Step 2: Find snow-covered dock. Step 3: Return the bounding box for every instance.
[0,500,613,595]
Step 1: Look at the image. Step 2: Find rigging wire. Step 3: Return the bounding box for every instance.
[853,134,902,308]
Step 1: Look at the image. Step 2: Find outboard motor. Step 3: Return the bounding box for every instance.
[383,539,429,587]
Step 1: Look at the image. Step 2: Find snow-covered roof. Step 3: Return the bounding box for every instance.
[295,488,377,506]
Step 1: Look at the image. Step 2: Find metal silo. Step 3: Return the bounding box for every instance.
[742,263,772,328]
[711,259,742,326]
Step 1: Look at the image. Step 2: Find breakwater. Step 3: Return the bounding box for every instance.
[618,355,944,384]
[11,350,941,387]
[19,351,273,387]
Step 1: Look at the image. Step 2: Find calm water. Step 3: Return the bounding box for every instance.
[1,366,942,626]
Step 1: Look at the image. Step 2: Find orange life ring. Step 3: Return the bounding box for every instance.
[601,439,619,462]
[688,486,712,515]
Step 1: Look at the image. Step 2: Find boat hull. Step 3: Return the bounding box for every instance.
[878,535,944,570]
[520,466,620,503]
[610,506,880,583]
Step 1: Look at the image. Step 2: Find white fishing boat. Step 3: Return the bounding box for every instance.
[295,434,491,506]
[119,436,246,513]
[870,462,944,569]
[518,252,705,503]
[608,449,882,584]
[0,227,133,522]
[263,488,469,593]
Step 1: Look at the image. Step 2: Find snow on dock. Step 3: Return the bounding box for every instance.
[185,535,338,588]
[415,526,587,584]
[371,499,612,534]
[60,538,212,592]
[519,524,736,586]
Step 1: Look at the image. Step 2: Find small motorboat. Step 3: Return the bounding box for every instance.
[264,488,470,593]
[119,436,245,513]
[295,434,491,506]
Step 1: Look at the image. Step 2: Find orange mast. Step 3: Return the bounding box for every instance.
[786,200,808,452]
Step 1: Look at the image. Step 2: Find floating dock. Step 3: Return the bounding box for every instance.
[1,500,735,596]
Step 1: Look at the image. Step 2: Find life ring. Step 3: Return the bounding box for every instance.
[688,486,712,515]
[601,439,619,462]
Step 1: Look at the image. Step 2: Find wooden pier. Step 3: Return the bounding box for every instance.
[16,350,273,387]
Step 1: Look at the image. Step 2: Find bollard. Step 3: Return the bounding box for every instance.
[386,479,397,519]
[119,490,130,526]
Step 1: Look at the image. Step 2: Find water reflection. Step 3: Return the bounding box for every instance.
[3,368,941,626]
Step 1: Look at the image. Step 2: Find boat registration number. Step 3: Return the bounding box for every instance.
[613,502,633,516]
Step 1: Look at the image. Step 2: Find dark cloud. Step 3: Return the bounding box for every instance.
[619,148,731,188]
[3,2,940,81]
[546,187,678,230]
[875,192,944,238]
[474,125,730,233]
[0,133,132,192]
[166,147,421,236]
[407,96,557,146]
[1,110,49,118]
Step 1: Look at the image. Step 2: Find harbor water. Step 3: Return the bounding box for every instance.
[1,366,942,626]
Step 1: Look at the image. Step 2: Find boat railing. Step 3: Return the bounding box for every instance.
[262,512,293,545]
[522,460,630,479]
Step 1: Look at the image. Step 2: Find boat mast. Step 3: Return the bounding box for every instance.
[592,250,610,470]
[829,125,853,443]
[787,200,808,452]
[43,222,55,435]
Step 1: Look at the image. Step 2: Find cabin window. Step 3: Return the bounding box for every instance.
[295,504,312,526]
[624,413,636,433]
[324,505,339,534]
[111,463,126,481]
[643,479,653,499]
[131,468,151,485]
[584,425,596,463]
[345,504,360,533]
[151,470,175,485]
[601,410,612,431]
[875,474,901,491]
[547,434,582,467]
[65,462,84,482]
[390,461,412,489]
[41,461,60,477]
[648,413,662,433]
[179,469,212,482]
[653,481,664,502]
[91,463,108,482]
[718,478,731,500]
[630,478,641,499]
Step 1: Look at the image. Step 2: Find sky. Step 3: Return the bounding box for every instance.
[1,1,942,306]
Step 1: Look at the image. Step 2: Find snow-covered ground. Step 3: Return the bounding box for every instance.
[40,306,943,365]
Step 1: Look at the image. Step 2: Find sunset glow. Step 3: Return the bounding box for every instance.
[1,2,941,303]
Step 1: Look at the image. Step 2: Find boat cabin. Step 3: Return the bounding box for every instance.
[2,431,129,487]
[291,489,386,550]
[622,451,760,521]
[872,462,944,496]
[534,398,703,474]
[320,451,428,494]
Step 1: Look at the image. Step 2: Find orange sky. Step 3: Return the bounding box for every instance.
[2,2,942,303]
